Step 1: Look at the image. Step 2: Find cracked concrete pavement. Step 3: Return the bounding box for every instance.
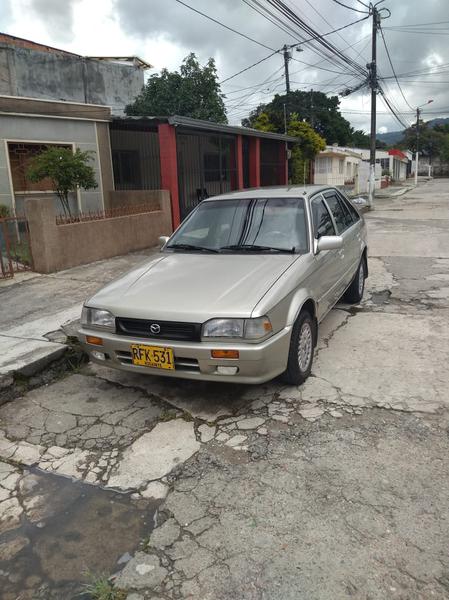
[0,248,158,377]
[1,179,449,599]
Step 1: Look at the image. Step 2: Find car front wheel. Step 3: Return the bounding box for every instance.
[344,257,366,304]
[282,311,314,386]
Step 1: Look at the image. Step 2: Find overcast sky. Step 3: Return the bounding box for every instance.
[2,0,448,134]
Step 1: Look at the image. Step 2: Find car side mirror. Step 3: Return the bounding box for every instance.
[316,235,343,253]
[159,235,170,248]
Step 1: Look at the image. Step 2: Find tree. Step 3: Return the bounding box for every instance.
[398,121,445,159]
[350,129,387,149]
[251,111,277,132]
[126,53,227,123]
[27,147,97,216]
[242,90,353,145]
[288,114,326,184]
[252,111,325,184]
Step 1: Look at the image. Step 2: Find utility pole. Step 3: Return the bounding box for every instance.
[283,45,291,185]
[414,107,420,186]
[414,99,433,185]
[283,45,291,95]
[310,88,314,128]
[368,5,380,209]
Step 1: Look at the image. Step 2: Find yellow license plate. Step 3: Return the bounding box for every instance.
[130,344,175,370]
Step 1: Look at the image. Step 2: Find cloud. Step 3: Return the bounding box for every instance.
[29,0,78,43]
[4,0,449,133]
[111,0,449,131]
[0,0,13,29]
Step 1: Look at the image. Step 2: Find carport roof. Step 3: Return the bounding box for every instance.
[112,115,298,143]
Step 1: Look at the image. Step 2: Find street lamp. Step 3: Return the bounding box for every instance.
[414,99,433,186]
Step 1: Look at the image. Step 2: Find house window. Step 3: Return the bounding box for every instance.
[112,149,142,189]
[316,157,332,173]
[339,159,344,174]
[380,158,390,170]
[8,142,71,192]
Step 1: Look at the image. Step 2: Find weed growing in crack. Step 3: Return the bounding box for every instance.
[80,573,126,600]
[159,409,178,422]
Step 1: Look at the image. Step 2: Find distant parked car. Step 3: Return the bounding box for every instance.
[79,186,367,385]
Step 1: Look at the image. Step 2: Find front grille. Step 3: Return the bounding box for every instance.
[115,317,201,342]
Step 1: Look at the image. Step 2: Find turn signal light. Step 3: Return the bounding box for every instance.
[211,350,239,359]
[86,335,103,346]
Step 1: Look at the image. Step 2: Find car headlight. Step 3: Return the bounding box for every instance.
[81,306,115,330]
[202,316,272,340]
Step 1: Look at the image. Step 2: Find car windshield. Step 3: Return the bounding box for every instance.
[167,197,309,253]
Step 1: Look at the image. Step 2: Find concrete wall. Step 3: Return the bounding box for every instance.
[26,192,172,274]
[0,44,144,114]
[0,112,113,214]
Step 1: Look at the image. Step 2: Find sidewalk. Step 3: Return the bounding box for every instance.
[375,185,410,198]
[0,247,158,378]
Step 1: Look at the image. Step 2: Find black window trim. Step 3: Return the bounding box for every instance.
[335,189,361,223]
[322,190,354,235]
[310,192,337,239]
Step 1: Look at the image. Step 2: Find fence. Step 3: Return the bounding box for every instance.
[55,203,158,225]
[25,191,172,274]
[0,217,33,279]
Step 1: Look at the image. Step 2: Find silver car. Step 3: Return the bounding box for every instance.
[79,186,367,385]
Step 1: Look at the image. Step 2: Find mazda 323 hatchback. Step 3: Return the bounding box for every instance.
[79,186,367,385]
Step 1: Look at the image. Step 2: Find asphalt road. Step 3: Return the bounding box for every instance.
[1,179,449,600]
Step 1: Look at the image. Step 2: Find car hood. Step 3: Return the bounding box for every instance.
[88,252,299,322]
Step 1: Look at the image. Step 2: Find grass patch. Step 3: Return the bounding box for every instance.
[81,574,127,600]
[159,409,178,422]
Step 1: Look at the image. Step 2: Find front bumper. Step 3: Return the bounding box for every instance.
[77,326,292,384]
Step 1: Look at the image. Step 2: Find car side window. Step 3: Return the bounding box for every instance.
[324,193,352,234]
[338,193,361,223]
[311,197,336,238]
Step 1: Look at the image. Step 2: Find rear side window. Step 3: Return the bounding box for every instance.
[311,197,335,238]
[338,192,361,223]
[324,193,352,233]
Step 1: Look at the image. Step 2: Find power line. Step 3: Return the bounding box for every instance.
[383,28,449,35]
[265,0,369,79]
[173,0,272,51]
[386,20,449,28]
[378,86,410,129]
[220,50,278,84]
[242,0,303,42]
[244,0,369,79]
[379,26,414,111]
[331,0,369,14]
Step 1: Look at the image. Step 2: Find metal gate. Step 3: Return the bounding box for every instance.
[0,217,34,279]
[177,131,237,220]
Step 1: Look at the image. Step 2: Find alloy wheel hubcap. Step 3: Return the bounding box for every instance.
[298,321,313,372]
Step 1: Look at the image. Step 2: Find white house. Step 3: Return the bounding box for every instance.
[313,145,363,187]
[356,148,408,181]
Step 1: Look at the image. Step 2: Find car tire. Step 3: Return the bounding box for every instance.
[344,257,366,304]
[282,310,314,386]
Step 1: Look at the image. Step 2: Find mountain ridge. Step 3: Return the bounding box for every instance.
[376,117,449,145]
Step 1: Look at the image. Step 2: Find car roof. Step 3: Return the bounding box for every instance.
[203,185,335,202]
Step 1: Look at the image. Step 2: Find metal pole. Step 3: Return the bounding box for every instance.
[368,7,378,208]
[310,88,314,127]
[414,107,420,186]
[283,45,291,95]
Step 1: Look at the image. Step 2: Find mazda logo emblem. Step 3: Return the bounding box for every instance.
[150,323,161,334]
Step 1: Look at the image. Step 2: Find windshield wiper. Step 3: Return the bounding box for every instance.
[220,244,296,253]
[166,243,219,253]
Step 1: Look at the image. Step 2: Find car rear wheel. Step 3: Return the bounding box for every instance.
[282,311,314,386]
[344,257,366,304]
